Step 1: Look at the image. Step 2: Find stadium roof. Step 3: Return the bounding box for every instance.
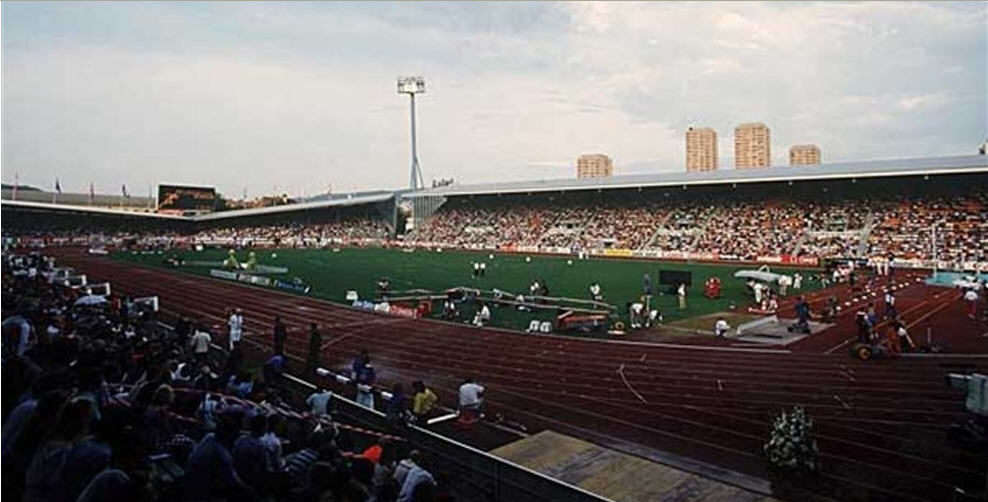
[1,192,394,222]
[0,199,186,219]
[405,154,988,198]
[193,192,394,221]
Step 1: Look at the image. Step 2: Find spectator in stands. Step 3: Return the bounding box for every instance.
[306,387,333,417]
[272,316,287,355]
[458,378,485,416]
[184,408,254,500]
[307,322,322,373]
[260,413,285,471]
[2,309,33,358]
[262,352,285,385]
[190,324,212,366]
[386,383,410,425]
[232,413,272,494]
[397,450,435,502]
[411,380,439,421]
[370,441,399,501]
[227,308,244,351]
[353,350,377,409]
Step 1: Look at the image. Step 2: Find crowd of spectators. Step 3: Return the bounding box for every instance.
[411,193,987,263]
[1,252,454,502]
[192,220,390,248]
[4,190,985,265]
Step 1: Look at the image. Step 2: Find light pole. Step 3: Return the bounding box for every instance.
[397,76,425,191]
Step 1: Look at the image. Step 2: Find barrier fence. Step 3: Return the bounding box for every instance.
[278,372,613,502]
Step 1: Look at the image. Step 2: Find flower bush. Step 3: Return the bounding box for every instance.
[764,406,820,472]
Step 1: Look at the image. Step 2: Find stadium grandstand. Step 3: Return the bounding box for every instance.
[3,153,988,502]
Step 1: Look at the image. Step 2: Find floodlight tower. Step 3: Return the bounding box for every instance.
[398,76,426,191]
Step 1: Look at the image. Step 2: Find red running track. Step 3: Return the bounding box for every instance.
[59,252,988,502]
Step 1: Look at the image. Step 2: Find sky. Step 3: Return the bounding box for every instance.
[2,1,986,197]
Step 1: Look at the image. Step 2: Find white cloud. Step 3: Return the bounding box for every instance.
[1,1,985,194]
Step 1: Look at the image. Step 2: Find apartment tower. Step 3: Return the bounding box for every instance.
[576,154,614,178]
[734,122,771,169]
[789,144,821,165]
[685,127,718,172]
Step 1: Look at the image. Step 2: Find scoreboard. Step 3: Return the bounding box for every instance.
[157,184,216,214]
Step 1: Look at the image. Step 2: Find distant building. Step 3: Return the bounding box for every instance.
[685,127,718,172]
[790,144,821,166]
[734,122,771,169]
[577,154,614,178]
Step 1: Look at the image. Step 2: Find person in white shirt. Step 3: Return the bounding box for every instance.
[629,302,644,329]
[306,388,333,417]
[479,262,487,277]
[227,308,244,351]
[964,288,979,319]
[472,303,491,327]
[714,317,730,338]
[589,282,602,301]
[458,379,485,413]
[793,273,803,290]
[778,276,791,296]
[753,282,764,304]
[677,283,687,310]
[190,327,211,364]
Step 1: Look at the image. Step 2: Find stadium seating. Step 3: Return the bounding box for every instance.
[410,192,987,264]
[0,253,448,502]
[3,189,985,265]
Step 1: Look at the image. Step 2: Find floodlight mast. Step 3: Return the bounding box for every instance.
[398,77,426,191]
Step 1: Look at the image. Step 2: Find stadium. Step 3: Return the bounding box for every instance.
[3,3,988,502]
[4,150,988,502]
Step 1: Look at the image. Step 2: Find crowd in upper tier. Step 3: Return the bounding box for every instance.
[3,190,986,264]
[192,220,390,247]
[410,193,987,264]
[1,253,455,502]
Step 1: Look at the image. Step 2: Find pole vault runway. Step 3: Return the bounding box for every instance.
[58,252,988,502]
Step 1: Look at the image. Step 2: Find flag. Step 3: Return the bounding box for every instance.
[55,178,61,193]
[89,183,95,204]
[12,173,18,200]
[122,184,129,198]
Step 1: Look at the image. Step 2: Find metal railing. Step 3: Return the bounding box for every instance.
[280,372,613,502]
